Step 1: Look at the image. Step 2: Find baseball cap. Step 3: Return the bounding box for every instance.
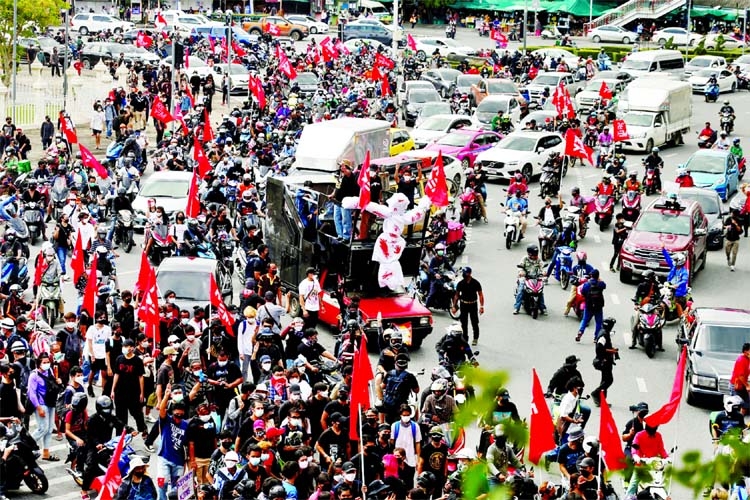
[253,420,265,430]
[167,335,180,343]
[259,355,271,364]
[342,461,356,472]
[266,427,284,439]
[163,346,178,355]
[289,384,301,395]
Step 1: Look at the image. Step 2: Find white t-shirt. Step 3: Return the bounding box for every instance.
[298,278,321,312]
[391,419,422,467]
[542,207,556,225]
[559,392,579,420]
[86,324,112,359]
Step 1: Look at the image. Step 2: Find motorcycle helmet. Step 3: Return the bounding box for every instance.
[724,395,744,414]
[95,395,113,416]
[9,284,22,294]
[652,147,659,153]
[27,180,37,189]
[346,319,359,331]
[187,219,199,230]
[724,100,730,105]
[96,245,108,255]
[242,191,253,202]
[4,228,15,241]
[582,436,600,455]
[417,471,436,490]
[435,242,446,256]
[602,175,611,184]
[446,323,463,337]
[676,167,687,177]
[493,423,506,439]
[268,485,286,500]
[734,138,741,145]
[390,331,403,349]
[431,367,451,382]
[601,317,616,333]
[526,244,539,258]
[431,378,448,394]
[673,252,686,266]
[721,131,728,138]
[117,186,126,196]
[575,251,587,263]
[629,170,637,178]
[71,393,88,412]
[643,270,656,282]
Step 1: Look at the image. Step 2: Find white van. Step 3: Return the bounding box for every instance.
[619,49,685,79]
[359,0,390,19]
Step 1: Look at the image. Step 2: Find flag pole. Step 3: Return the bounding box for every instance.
[667,346,686,497]
[597,449,603,495]
[358,402,366,480]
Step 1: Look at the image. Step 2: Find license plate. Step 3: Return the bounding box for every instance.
[646,261,659,269]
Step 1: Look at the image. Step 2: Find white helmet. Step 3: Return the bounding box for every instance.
[435,242,446,251]
[676,167,687,177]
[673,252,686,266]
[583,436,600,454]
[724,395,744,414]
[446,323,463,336]
[430,379,448,393]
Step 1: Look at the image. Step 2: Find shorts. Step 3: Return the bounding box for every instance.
[92,129,102,135]
[91,358,107,372]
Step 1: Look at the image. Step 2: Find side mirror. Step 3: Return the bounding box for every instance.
[536,147,545,154]
[694,228,707,237]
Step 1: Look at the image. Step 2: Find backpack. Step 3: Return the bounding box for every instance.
[41,371,62,408]
[64,331,83,362]
[393,420,417,442]
[383,369,411,408]
[56,386,74,420]
[586,281,605,309]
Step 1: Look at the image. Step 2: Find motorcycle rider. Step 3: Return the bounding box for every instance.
[633,270,661,308]
[563,251,595,316]
[719,100,736,124]
[2,284,31,319]
[472,163,489,223]
[0,229,24,287]
[506,171,529,198]
[715,130,731,151]
[594,175,615,197]
[661,245,689,319]
[675,167,695,188]
[624,170,641,193]
[513,244,547,315]
[20,180,46,237]
[182,219,207,257]
[643,147,664,191]
[486,424,521,487]
[108,187,134,243]
[505,190,529,240]
[597,127,614,161]
[546,355,583,397]
[731,138,744,163]
[421,378,457,426]
[435,324,475,371]
[699,122,717,148]
[621,402,649,460]
[624,425,669,500]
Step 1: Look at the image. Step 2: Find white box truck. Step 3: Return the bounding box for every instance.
[292,118,391,173]
[617,78,692,152]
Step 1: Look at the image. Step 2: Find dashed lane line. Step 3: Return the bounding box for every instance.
[610,294,620,305]
[636,377,648,393]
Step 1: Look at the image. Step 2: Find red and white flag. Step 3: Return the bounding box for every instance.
[154,12,167,30]
[334,39,350,55]
[598,81,613,100]
[150,97,173,124]
[185,169,201,218]
[406,33,417,51]
[70,229,85,284]
[79,145,109,179]
[276,47,297,79]
[491,29,508,48]
[564,128,594,165]
[94,430,127,500]
[613,119,629,142]
[137,265,161,344]
[59,114,78,144]
[193,138,212,179]
[203,109,214,143]
[248,75,267,109]
[423,152,449,207]
[264,22,281,35]
[210,274,235,335]
[82,253,99,317]
[357,151,371,209]
[528,368,557,464]
[135,31,153,48]
[374,52,395,70]
[320,36,337,62]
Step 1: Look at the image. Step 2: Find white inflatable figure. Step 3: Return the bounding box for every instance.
[343,193,431,290]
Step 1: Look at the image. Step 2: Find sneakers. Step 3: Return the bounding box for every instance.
[541,309,548,316]
[657,347,665,352]
[610,267,616,273]
[471,339,478,346]
[81,493,90,500]
[483,217,488,224]
[513,309,520,315]
[731,265,736,272]
[575,332,583,342]
[145,415,156,424]
[87,385,95,397]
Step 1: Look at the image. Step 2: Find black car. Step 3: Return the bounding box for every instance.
[402,88,442,126]
[18,37,69,66]
[678,187,728,250]
[421,68,461,98]
[80,41,159,69]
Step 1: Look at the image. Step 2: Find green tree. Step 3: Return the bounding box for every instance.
[0,0,70,86]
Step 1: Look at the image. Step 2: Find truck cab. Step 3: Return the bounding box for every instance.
[264,175,433,350]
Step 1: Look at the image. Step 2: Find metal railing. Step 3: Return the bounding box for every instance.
[585,0,686,32]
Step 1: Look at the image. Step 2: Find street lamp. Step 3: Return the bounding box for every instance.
[523,0,528,52]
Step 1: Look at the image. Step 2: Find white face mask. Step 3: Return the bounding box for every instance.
[401,415,411,424]
[260,453,269,461]
[217,360,228,367]
[344,473,356,482]
[298,459,309,469]
[65,322,76,330]
[199,414,211,422]
[225,460,238,468]
[40,363,51,371]
[293,324,303,332]
[297,366,306,374]
[170,355,178,362]
[290,418,302,427]
[172,393,184,403]
[74,376,85,385]
[320,390,329,398]
[181,318,189,325]
[261,363,271,371]
[289,378,300,385]
[249,457,261,466]
[254,409,264,417]
[187,335,195,341]
[333,474,343,483]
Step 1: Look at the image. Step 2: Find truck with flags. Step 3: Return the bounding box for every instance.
[263,175,434,349]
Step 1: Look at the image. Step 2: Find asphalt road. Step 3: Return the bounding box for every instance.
[12,25,750,499]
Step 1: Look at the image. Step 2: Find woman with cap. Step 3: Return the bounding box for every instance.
[114,456,157,500]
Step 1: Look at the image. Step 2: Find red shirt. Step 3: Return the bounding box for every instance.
[632,430,667,459]
[731,353,750,389]
[676,176,695,188]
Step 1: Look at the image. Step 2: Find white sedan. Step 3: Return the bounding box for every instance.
[587,25,637,44]
[285,15,329,34]
[652,27,702,46]
[688,68,737,93]
[413,37,476,58]
[530,48,579,69]
[702,34,745,50]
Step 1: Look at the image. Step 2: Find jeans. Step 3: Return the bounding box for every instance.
[514,281,546,311]
[579,308,603,337]
[107,217,117,242]
[460,302,480,341]
[105,120,113,138]
[240,355,253,382]
[333,204,352,240]
[56,245,68,275]
[158,457,184,500]
[32,406,55,450]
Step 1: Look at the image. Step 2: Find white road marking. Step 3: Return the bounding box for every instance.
[593,235,601,243]
[623,329,631,345]
[636,377,648,393]
[584,173,599,179]
[610,294,620,305]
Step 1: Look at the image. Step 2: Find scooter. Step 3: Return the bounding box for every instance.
[621,190,642,222]
[551,246,576,290]
[459,189,482,226]
[539,164,561,197]
[444,220,467,266]
[705,83,720,103]
[636,456,673,500]
[659,282,690,323]
[416,271,461,320]
[698,130,718,149]
[38,280,62,327]
[566,206,588,239]
[114,209,134,253]
[517,271,545,319]
[631,301,663,358]
[0,256,29,294]
[593,194,615,231]
[537,219,559,262]
[22,202,44,244]
[720,111,735,134]
[148,223,172,267]
[3,422,48,494]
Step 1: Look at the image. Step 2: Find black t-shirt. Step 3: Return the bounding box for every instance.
[456,278,482,302]
[206,361,243,401]
[0,381,21,418]
[114,354,145,395]
[234,465,268,498]
[557,444,585,475]
[316,427,349,463]
[279,424,309,461]
[57,329,84,364]
[106,337,124,365]
[210,217,233,235]
[623,417,644,447]
[419,441,449,478]
[54,222,73,249]
[186,417,218,459]
[298,341,326,363]
[334,173,359,202]
[579,476,599,500]
[156,363,174,391]
[307,395,330,441]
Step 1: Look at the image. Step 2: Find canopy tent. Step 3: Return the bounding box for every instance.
[688,5,738,20]
[450,0,615,16]
[449,0,539,11]
[540,0,615,17]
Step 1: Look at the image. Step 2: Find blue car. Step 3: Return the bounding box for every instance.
[683,149,740,202]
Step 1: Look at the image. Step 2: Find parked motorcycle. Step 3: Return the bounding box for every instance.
[593,194,615,231]
[621,190,642,222]
[22,202,44,244]
[114,209,134,253]
[631,301,663,358]
[3,422,48,494]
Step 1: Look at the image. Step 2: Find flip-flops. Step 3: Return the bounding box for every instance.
[43,454,60,462]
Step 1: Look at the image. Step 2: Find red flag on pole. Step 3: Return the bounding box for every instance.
[248,75,267,109]
[374,52,395,70]
[599,394,627,471]
[184,46,190,69]
[265,23,281,35]
[203,109,214,142]
[94,430,127,500]
[185,169,201,218]
[423,152,450,207]
[645,347,688,427]
[133,251,152,296]
[155,13,167,30]
[357,151,372,209]
[136,31,153,48]
[320,36,337,62]
[210,274,236,335]
[528,368,557,464]
[79,145,109,179]
[406,33,417,51]
[598,81,613,100]
[491,29,509,48]
[138,267,161,345]
[193,138,212,178]
[370,65,382,82]
[276,47,297,79]
[381,75,391,97]
[564,128,594,165]
[59,115,78,144]
[208,36,215,53]
[150,97,174,124]
[70,229,85,284]
[349,334,374,441]
[613,119,629,142]
[82,253,99,317]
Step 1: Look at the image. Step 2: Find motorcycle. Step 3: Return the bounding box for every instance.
[443,220,467,266]
[570,277,588,319]
[70,434,138,489]
[21,202,44,244]
[502,205,525,249]
[550,246,575,290]
[459,189,482,225]
[3,422,48,494]
[643,165,660,195]
[705,83,720,103]
[416,271,461,320]
[539,164,561,197]
[698,130,718,149]
[621,190,642,222]
[38,279,62,327]
[720,111,735,135]
[566,206,588,240]
[659,282,690,323]
[537,219,559,261]
[114,209,134,253]
[636,456,673,500]
[517,270,545,319]
[0,256,29,294]
[631,301,663,358]
[49,181,70,222]
[584,126,598,148]
[593,193,615,231]
[148,223,172,267]
[225,179,238,218]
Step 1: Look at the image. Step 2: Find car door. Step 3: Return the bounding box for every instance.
[423,70,438,90]
[471,133,496,159]
[93,15,111,32]
[652,113,667,145]
[692,208,708,267]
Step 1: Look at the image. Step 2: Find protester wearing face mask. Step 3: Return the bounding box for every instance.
[298,328,337,386]
[182,360,209,418]
[315,411,350,470]
[27,352,63,461]
[180,325,204,368]
[211,450,242,498]
[352,432,384,486]
[394,165,422,209]
[321,385,350,432]
[188,306,207,335]
[103,322,123,397]
[86,313,111,398]
[186,402,218,485]
[110,338,147,436]
[206,350,243,419]
[237,307,258,382]
[281,317,305,368]
[231,444,269,498]
[389,405,421,487]
[114,290,135,337]
[156,386,189,500]
[170,311,192,341]
[56,312,84,369]
[134,333,156,424]
[115,456,157,500]
[306,382,329,442]
[293,447,320,498]
[416,426,448,489]
[61,365,86,415]
[268,365,289,404]
[155,346,178,412]
[279,405,310,462]
[333,461,361,496]
[207,430,235,485]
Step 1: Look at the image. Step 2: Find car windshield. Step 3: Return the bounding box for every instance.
[419,115,454,130]
[634,212,691,235]
[436,132,472,147]
[139,179,190,198]
[621,59,651,71]
[476,98,508,114]
[456,75,481,87]
[532,75,560,86]
[158,271,210,301]
[295,73,318,85]
[680,192,720,214]
[585,80,611,92]
[735,55,750,64]
[437,69,461,80]
[686,155,726,174]
[222,64,247,75]
[498,136,537,151]
[487,80,517,94]
[419,103,451,118]
[694,324,750,353]
[624,113,653,127]
[410,91,439,103]
[691,58,713,67]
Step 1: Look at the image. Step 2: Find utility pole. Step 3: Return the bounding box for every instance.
[226,18,233,112]
[63,10,70,110]
[11,0,18,122]
[522,0,528,52]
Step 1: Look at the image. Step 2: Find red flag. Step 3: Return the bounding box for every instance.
[94,430,126,500]
[374,52,395,70]
[277,47,297,79]
[265,22,281,35]
[564,128,594,165]
[138,267,161,344]
[645,346,687,427]
[59,115,78,144]
[210,274,236,335]
[613,119,629,142]
[349,333,374,440]
[491,29,508,48]
[320,36,336,62]
[370,65,382,82]
[357,151,371,209]
[248,76,267,109]
[406,33,417,51]
[185,169,201,218]
[154,12,167,30]
[334,39,350,55]
[70,229,85,284]
[193,138,212,179]
[423,153,449,207]
[381,75,391,96]
[528,368,557,464]
[133,250,152,295]
[150,97,174,124]
[79,145,109,179]
[135,31,153,48]
[598,81,613,100]
[203,109,214,143]
[232,40,247,57]
[599,394,627,471]
[82,253,99,317]
[172,106,187,134]
[208,36,215,53]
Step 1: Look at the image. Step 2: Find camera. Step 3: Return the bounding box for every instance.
[628,405,640,412]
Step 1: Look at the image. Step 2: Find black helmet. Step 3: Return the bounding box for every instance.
[72,393,88,412]
[643,270,656,281]
[268,485,286,499]
[346,319,358,331]
[601,317,616,333]
[95,395,113,415]
[417,471,436,489]
[526,244,539,257]
[578,457,595,470]
[571,186,580,196]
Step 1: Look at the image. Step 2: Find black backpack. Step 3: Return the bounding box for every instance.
[64,331,83,362]
[383,369,411,408]
[586,281,605,309]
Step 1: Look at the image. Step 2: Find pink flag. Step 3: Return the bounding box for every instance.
[79,145,109,178]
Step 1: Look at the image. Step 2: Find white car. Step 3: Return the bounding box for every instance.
[342,38,388,53]
[474,131,566,181]
[733,54,750,74]
[684,55,726,76]
[531,48,579,69]
[132,171,193,230]
[71,13,134,35]
[688,68,737,93]
[472,95,522,129]
[411,114,474,148]
[286,15,329,34]
[587,25,637,44]
[575,77,627,110]
[213,63,250,94]
[413,37,476,58]
[703,34,745,50]
[162,55,219,80]
[159,10,222,33]
[652,27,702,46]
[414,102,452,128]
